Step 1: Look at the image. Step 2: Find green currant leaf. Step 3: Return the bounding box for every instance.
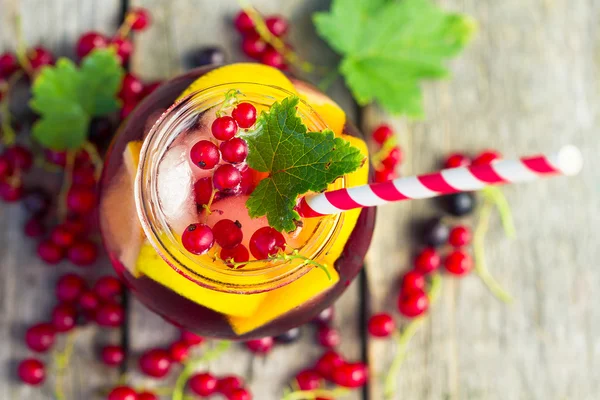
[242,96,365,232]
[30,48,124,150]
[314,0,476,117]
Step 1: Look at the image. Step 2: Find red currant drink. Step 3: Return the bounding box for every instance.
[99,64,375,339]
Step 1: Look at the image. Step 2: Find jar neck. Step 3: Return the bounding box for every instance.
[135,82,346,294]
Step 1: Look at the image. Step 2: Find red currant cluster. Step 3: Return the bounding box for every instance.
[74,8,159,120]
[371,124,403,183]
[186,373,250,400]
[234,10,290,70]
[183,102,289,264]
[18,274,124,386]
[298,350,368,393]
[0,46,55,81]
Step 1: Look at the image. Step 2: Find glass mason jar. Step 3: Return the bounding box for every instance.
[99,65,376,339]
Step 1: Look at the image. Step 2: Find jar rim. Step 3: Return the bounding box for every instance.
[135,82,347,294]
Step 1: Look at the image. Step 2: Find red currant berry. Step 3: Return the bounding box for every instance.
[448,225,471,247]
[52,303,77,332]
[367,313,395,338]
[444,249,473,276]
[0,52,19,78]
[234,11,256,34]
[17,358,45,386]
[44,149,67,167]
[28,47,54,69]
[398,288,429,318]
[76,31,108,59]
[63,218,88,235]
[245,336,274,354]
[66,186,97,214]
[0,154,12,179]
[6,145,33,171]
[249,227,286,259]
[312,306,334,325]
[119,73,144,101]
[190,140,220,169]
[139,348,172,378]
[296,369,321,390]
[25,323,56,352]
[213,164,242,191]
[101,345,125,366]
[374,167,396,183]
[112,37,133,64]
[241,33,267,59]
[400,271,425,292]
[93,276,122,301]
[24,218,46,238]
[217,376,244,395]
[413,247,440,274]
[316,326,340,348]
[444,153,470,169]
[314,351,344,380]
[372,124,393,144]
[189,372,218,396]
[168,340,190,363]
[265,16,288,37]
[232,103,257,128]
[473,150,502,165]
[332,362,368,388]
[95,302,125,327]
[108,386,137,400]
[220,138,248,164]
[211,116,238,140]
[228,388,252,400]
[220,244,250,268]
[37,240,64,265]
[180,330,205,346]
[261,48,286,70]
[72,165,97,187]
[79,290,100,311]
[137,392,158,400]
[130,8,151,31]
[67,240,98,266]
[182,223,214,255]
[213,219,243,249]
[50,225,76,248]
[56,273,87,302]
[194,177,214,205]
[381,146,402,169]
[0,181,23,202]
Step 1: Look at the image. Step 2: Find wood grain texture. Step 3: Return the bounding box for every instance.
[128,1,364,399]
[365,0,600,399]
[0,1,122,399]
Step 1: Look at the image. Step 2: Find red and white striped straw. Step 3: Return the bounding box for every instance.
[297,145,583,218]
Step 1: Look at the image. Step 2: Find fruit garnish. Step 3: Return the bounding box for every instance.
[241,96,364,232]
[29,48,124,150]
[314,0,476,116]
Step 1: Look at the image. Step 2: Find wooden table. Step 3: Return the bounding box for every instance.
[1,0,598,399]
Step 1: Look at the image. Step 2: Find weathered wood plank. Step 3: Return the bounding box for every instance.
[365,0,600,399]
[128,1,364,399]
[0,1,123,399]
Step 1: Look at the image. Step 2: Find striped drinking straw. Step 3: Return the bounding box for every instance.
[297,145,583,218]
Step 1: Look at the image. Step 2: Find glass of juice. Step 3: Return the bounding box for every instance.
[99,64,376,339]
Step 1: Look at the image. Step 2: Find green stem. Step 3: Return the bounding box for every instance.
[14,16,34,77]
[240,2,315,73]
[53,332,77,400]
[281,387,350,400]
[317,68,340,93]
[482,187,516,239]
[82,141,104,180]
[57,151,75,222]
[473,200,513,303]
[0,71,23,146]
[116,12,135,39]
[172,341,231,400]
[383,274,441,399]
[371,136,399,169]
[215,89,241,117]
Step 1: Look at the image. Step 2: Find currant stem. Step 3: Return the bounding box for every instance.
[383,274,442,399]
[202,189,219,221]
[14,16,35,77]
[171,340,231,400]
[473,200,513,303]
[0,70,24,147]
[53,331,77,400]
[82,141,104,180]
[215,89,241,118]
[57,151,75,222]
[371,136,399,169]
[317,69,340,93]
[115,13,135,39]
[281,387,350,400]
[482,186,516,239]
[240,3,315,73]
